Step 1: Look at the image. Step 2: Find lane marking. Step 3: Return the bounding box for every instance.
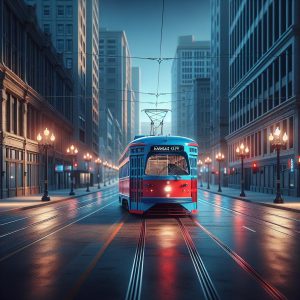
[0,193,118,238]
[192,218,287,300]
[66,219,126,300]
[0,200,118,263]
[243,226,256,233]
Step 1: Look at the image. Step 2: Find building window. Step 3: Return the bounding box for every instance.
[66,58,72,69]
[79,129,85,143]
[57,5,64,16]
[43,5,50,16]
[65,39,72,52]
[66,5,72,17]
[66,24,72,35]
[56,39,64,52]
[43,23,50,33]
[56,24,64,35]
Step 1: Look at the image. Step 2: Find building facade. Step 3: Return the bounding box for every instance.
[25,0,99,157]
[210,0,230,184]
[0,0,74,198]
[99,29,134,151]
[227,0,300,196]
[171,36,210,138]
[132,66,141,137]
[193,78,211,155]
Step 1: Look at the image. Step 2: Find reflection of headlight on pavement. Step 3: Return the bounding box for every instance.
[164,186,172,192]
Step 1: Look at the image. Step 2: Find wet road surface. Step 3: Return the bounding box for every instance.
[0,185,299,300]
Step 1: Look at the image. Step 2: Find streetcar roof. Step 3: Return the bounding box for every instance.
[130,135,197,146]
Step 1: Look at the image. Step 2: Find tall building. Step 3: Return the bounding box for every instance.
[227,0,300,196]
[193,78,211,156]
[99,29,134,151]
[132,67,141,136]
[210,0,229,183]
[25,0,99,156]
[171,36,210,138]
[0,0,74,198]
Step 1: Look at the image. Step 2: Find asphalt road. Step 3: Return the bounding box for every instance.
[0,185,299,300]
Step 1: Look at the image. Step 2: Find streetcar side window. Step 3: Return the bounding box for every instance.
[145,154,189,176]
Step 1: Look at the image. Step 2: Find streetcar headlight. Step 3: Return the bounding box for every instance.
[164,186,172,193]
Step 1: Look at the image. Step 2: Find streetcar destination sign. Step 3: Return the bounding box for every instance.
[151,145,184,152]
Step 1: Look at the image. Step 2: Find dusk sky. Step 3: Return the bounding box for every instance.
[100,0,211,122]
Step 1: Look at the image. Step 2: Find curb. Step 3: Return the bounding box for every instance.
[198,187,300,214]
[0,183,118,215]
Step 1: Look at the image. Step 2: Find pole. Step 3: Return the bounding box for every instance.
[103,165,106,186]
[97,164,100,189]
[240,156,245,197]
[86,161,90,192]
[69,157,75,195]
[218,161,222,192]
[42,147,50,201]
[207,164,210,189]
[274,147,284,203]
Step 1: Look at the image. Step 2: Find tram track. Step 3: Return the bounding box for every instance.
[0,192,119,239]
[125,219,146,300]
[190,217,288,300]
[0,199,118,263]
[200,191,300,224]
[198,198,297,237]
[0,188,118,226]
[177,218,220,300]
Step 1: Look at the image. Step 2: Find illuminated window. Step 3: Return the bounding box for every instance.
[145,155,189,176]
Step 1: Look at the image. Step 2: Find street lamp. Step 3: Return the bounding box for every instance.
[204,157,212,189]
[269,127,288,203]
[95,158,102,189]
[197,159,203,187]
[83,153,92,192]
[37,128,55,201]
[236,143,249,197]
[215,152,225,193]
[66,145,78,196]
[102,161,107,186]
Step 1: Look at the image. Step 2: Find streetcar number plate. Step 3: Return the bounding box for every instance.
[151,145,183,152]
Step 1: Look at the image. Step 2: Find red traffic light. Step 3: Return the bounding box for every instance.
[252,162,258,174]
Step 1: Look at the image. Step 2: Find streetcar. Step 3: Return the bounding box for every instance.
[119,136,198,214]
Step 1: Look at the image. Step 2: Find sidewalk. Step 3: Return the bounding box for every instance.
[198,184,300,213]
[0,183,118,214]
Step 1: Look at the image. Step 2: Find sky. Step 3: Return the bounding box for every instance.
[100,0,211,123]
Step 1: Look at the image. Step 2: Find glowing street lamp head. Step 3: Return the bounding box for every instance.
[269,133,274,142]
[50,133,55,142]
[37,133,42,142]
[245,146,249,154]
[283,132,288,143]
[44,128,50,137]
[274,127,281,137]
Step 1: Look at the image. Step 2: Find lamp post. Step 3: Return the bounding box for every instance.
[66,145,78,196]
[197,160,203,187]
[83,153,92,192]
[103,161,107,186]
[216,152,225,192]
[95,158,102,189]
[108,163,112,185]
[204,157,212,189]
[37,128,55,201]
[236,143,249,197]
[269,127,288,203]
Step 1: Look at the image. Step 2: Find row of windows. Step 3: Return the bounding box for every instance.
[56,39,73,52]
[228,117,294,163]
[2,3,73,122]
[230,0,294,88]
[230,45,293,133]
[43,5,72,18]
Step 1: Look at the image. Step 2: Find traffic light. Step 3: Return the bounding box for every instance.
[252,162,258,174]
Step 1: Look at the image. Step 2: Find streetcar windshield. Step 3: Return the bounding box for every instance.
[145,154,189,176]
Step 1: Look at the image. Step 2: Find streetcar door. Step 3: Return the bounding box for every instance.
[136,155,143,210]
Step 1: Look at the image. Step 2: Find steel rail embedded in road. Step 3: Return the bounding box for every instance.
[192,218,288,300]
[0,192,119,239]
[0,200,118,263]
[125,219,146,300]
[198,198,296,237]
[177,218,220,300]
[200,191,300,223]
